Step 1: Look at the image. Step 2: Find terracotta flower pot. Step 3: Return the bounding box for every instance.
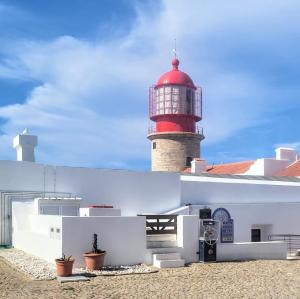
[55,258,74,277]
[83,251,106,270]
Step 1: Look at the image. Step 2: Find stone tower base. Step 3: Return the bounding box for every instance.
[147,132,204,172]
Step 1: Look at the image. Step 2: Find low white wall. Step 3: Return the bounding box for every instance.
[246,158,292,176]
[177,215,199,263]
[189,203,300,242]
[62,216,149,267]
[13,231,62,263]
[217,241,287,261]
[165,206,190,215]
[79,208,121,216]
[12,201,62,263]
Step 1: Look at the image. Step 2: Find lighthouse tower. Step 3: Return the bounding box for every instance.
[148,58,204,172]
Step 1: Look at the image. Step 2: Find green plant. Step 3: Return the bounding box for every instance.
[57,254,73,262]
[92,233,104,253]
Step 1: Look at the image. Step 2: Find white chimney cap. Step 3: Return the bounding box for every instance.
[275,147,297,162]
[191,158,207,174]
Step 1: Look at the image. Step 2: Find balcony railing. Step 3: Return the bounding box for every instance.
[148,125,204,135]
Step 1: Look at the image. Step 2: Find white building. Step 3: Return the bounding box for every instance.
[1,58,300,268]
[0,131,298,267]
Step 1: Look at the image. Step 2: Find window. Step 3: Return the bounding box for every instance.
[186,89,194,115]
[40,205,60,215]
[251,229,261,242]
[61,206,78,216]
[40,204,78,216]
[186,157,193,167]
[153,142,156,149]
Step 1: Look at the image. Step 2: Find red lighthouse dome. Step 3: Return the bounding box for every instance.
[156,59,196,90]
[149,57,202,133]
[147,57,204,172]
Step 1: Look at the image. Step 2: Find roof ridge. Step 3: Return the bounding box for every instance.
[276,159,300,176]
[284,159,300,169]
[208,160,254,167]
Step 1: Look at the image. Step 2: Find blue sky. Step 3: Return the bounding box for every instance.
[0,0,300,169]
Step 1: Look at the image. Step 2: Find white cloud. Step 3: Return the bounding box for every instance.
[0,0,300,168]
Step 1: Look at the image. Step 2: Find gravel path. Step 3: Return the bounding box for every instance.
[0,249,157,280]
[0,249,56,280]
[1,249,300,298]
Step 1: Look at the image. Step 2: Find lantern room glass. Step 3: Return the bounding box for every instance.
[150,85,201,119]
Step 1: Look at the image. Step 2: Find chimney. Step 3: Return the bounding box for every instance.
[191,158,207,174]
[13,129,38,162]
[275,147,297,162]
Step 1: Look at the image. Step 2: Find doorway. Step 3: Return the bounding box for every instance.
[251,229,261,242]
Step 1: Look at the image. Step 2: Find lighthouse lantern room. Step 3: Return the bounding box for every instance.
[148,58,205,172]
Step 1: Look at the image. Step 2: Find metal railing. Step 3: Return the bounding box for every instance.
[148,125,203,135]
[138,214,177,235]
[268,234,300,256]
[0,190,72,246]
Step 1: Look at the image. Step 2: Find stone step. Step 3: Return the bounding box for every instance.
[153,259,185,268]
[148,247,181,254]
[153,253,181,262]
[147,234,177,242]
[147,240,178,248]
[287,255,300,260]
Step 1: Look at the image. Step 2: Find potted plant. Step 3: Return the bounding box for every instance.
[55,254,74,277]
[83,233,106,270]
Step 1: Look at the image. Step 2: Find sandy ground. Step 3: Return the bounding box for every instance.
[1,257,300,299]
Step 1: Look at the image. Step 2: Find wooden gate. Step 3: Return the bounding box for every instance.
[139,215,177,235]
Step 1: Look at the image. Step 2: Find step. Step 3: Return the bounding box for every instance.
[147,240,178,248]
[287,255,300,260]
[147,234,177,242]
[153,253,181,262]
[153,259,185,268]
[148,247,181,254]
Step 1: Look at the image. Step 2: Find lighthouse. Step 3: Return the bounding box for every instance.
[148,58,204,172]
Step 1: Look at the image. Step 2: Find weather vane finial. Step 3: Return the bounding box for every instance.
[172,38,177,59]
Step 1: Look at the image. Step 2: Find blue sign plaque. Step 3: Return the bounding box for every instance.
[212,208,234,243]
[220,219,234,243]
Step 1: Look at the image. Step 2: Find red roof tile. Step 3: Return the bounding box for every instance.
[206,161,254,174]
[182,167,191,173]
[276,160,300,176]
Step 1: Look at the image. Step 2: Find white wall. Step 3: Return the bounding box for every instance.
[56,167,180,215]
[62,216,149,267]
[246,158,292,176]
[217,241,287,261]
[181,175,300,205]
[0,161,180,216]
[177,215,199,263]
[79,208,121,217]
[189,203,300,242]
[0,161,45,191]
[12,201,62,263]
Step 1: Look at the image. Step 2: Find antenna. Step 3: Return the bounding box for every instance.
[22,128,29,134]
[172,38,177,58]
